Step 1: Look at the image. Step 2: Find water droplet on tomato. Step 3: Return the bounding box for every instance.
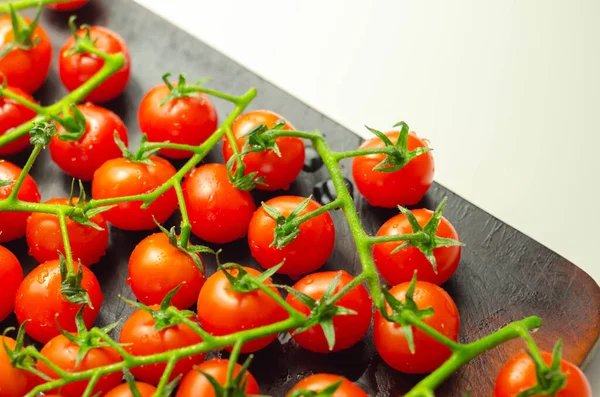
[125,277,132,285]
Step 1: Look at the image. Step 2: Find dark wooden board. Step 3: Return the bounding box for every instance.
[2,1,599,395]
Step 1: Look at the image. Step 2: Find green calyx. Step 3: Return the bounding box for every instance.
[0,4,42,59]
[53,104,88,141]
[124,368,180,397]
[64,16,97,56]
[29,122,57,147]
[0,179,13,187]
[261,195,312,249]
[3,323,37,372]
[225,153,264,191]
[68,179,115,230]
[241,120,286,157]
[59,252,93,307]
[221,262,282,294]
[115,132,159,164]
[201,356,267,397]
[160,72,211,106]
[287,381,343,397]
[516,340,567,397]
[155,220,214,274]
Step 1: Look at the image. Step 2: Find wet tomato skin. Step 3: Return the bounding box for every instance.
[0,246,23,322]
[0,87,38,156]
[104,382,157,397]
[176,359,260,397]
[287,374,368,397]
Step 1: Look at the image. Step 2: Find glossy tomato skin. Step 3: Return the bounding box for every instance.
[248,196,335,278]
[138,84,218,159]
[373,209,461,286]
[0,336,40,397]
[37,334,122,397]
[104,382,157,397]
[91,156,178,230]
[59,26,130,103]
[14,260,103,343]
[197,266,287,353]
[46,0,88,11]
[26,198,109,266]
[222,110,305,191]
[494,351,592,397]
[128,232,205,309]
[286,271,372,353]
[0,87,37,156]
[0,246,23,322]
[183,164,255,244]
[0,16,52,93]
[374,281,459,374]
[176,359,260,397]
[50,103,128,181]
[119,306,205,385]
[352,131,434,208]
[287,374,368,397]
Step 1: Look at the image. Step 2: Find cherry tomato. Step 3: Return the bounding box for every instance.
[0,336,40,397]
[119,306,205,385]
[176,359,260,397]
[286,271,371,353]
[0,16,52,93]
[91,156,178,230]
[104,382,157,397]
[26,198,109,266]
[196,266,287,353]
[59,26,130,103]
[287,374,368,397]
[374,280,459,373]
[14,259,103,343]
[138,82,218,159]
[222,110,305,191]
[248,196,335,278]
[352,130,434,207]
[183,163,255,244]
[373,209,460,286]
[37,333,122,397]
[46,0,88,11]
[0,246,22,322]
[494,351,592,397]
[0,160,41,243]
[0,86,37,156]
[50,103,128,181]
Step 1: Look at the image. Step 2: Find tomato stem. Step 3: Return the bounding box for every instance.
[6,144,42,201]
[0,88,46,114]
[173,180,191,248]
[225,340,244,389]
[332,146,395,161]
[81,371,102,397]
[57,211,76,277]
[154,356,178,395]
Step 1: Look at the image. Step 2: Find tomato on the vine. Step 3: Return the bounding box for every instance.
[287,374,368,397]
[0,245,23,322]
[222,110,305,191]
[374,280,459,374]
[91,156,178,230]
[50,103,129,181]
[176,359,260,397]
[46,0,88,11]
[0,336,40,397]
[0,86,38,156]
[104,382,157,397]
[14,260,103,343]
[183,163,255,244]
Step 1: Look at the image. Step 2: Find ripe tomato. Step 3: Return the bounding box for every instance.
[373,209,460,286]
[176,359,260,397]
[287,374,368,397]
[183,164,255,244]
[105,382,157,397]
[46,0,88,11]
[352,131,434,208]
[59,26,130,103]
[494,351,592,397]
[14,259,103,343]
[196,266,287,353]
[0,336,40,397]
[248,196,335,278]
[0,246,23,322]
[50,103,128,181]
[91,156,178,230]
[26,198,109,266]
[0,16,52,93]
[0,160,41,243]
[138,81,218,159]
[0,86,37,156]
[119,306,205,385]
[37,334,122,397]
[286,271,372,353]
[374,280,459,373]
[222,110,305,191]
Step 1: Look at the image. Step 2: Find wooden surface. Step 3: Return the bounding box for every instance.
[1,0,599,395]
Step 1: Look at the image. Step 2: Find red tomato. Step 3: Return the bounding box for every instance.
[287,374,368,397]
[0,87,37,156]
[0,160,41,243]
[196,266,287,353]
[176,359,260,397]
[352,131,434,207]
[104,382,157,397]
[222,110,305,191]
[0,246,23,322]
[119,306,205,385]
[0,16,52,93]
[183,164,255,244]
[248,196,335,278]
[91,156,178,230]
[46,0,88,11]
[373,209,460,286]
[14,260,103,343]
[128,232,205,309]
[494,351,592,397]
[50,103,128,181]
[0,336,40,397]
[138,81,218,159]
[286,271,372,353]
[59,26,130,103]
[374,280,459,373]
[26,198,109,266]
[37,334,122,397]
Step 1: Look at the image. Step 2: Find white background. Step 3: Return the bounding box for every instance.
[135,0,600,386]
